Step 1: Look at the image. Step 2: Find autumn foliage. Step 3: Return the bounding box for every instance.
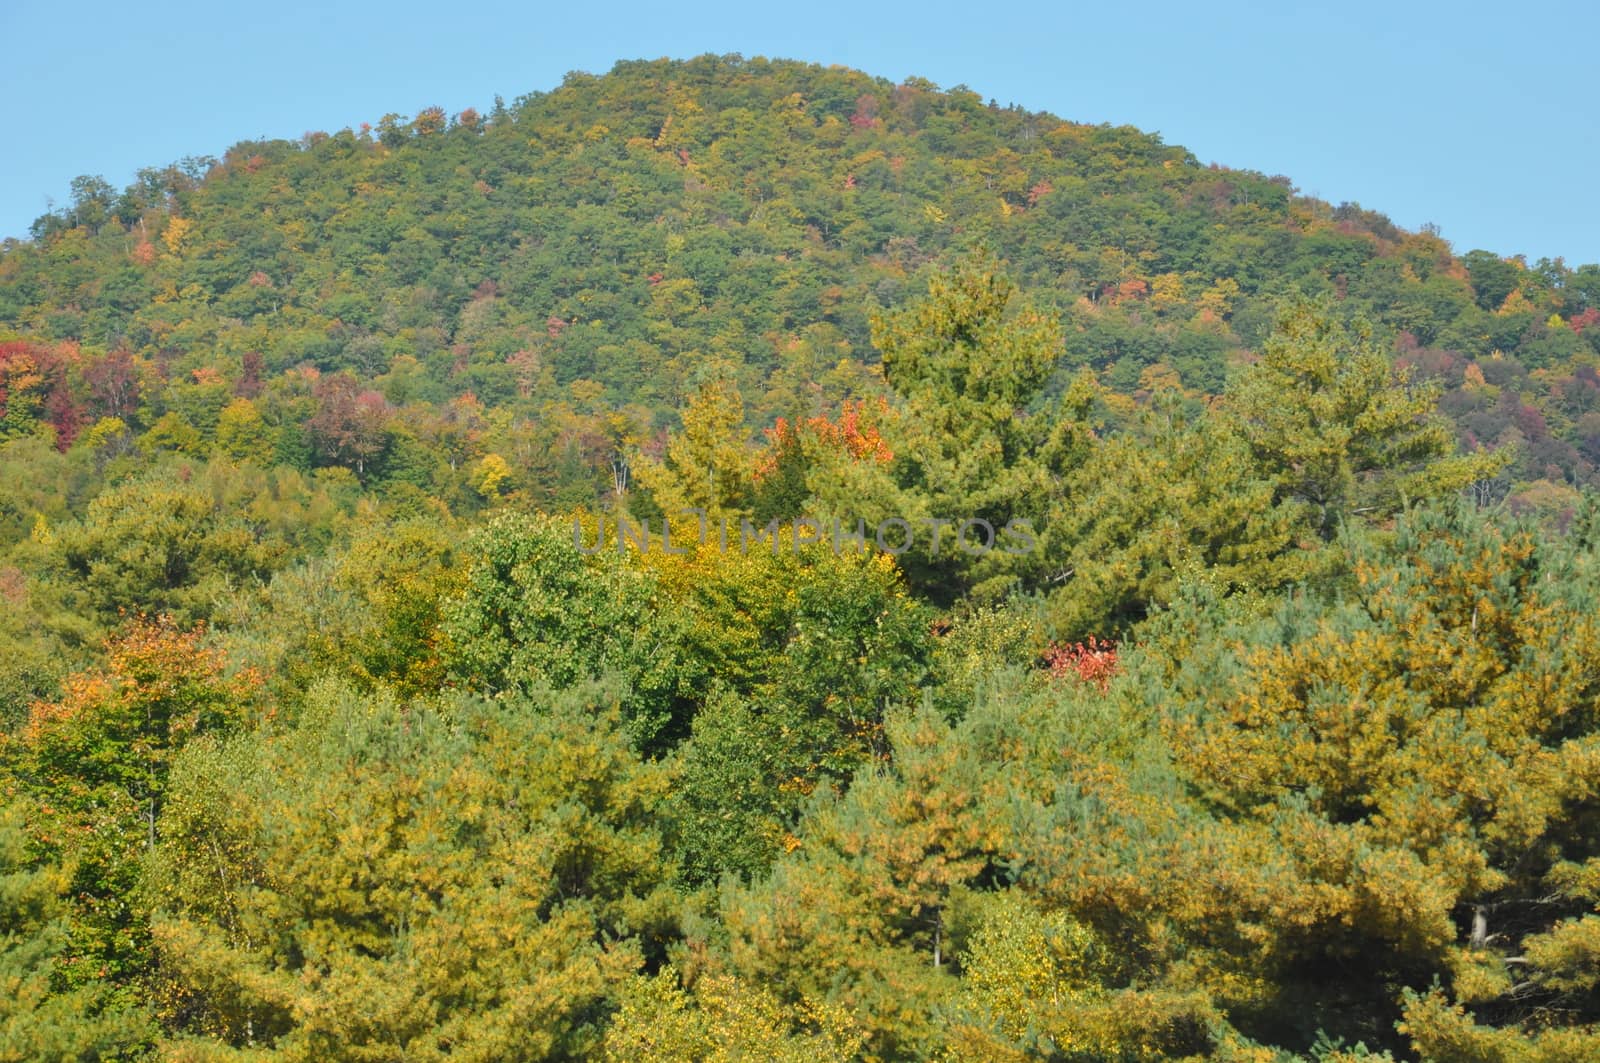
[6,54,1600,1061]
[24,616,260,810]
[754,398,893,482]
[0,339,83,448]
[1043,636,1119,689]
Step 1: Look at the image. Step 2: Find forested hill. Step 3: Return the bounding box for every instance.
[5,54,1600,507]
[13,54,1600,1061]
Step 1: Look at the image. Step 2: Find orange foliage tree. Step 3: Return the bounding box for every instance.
[18,617,259,987]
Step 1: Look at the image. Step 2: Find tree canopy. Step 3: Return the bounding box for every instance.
[4,53,1600,1063]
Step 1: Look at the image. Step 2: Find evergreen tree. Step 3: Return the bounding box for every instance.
[147,682,677,1060]
[1227,298,1504,540]
[811,250,1096,602]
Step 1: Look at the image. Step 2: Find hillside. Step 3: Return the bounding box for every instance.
[4,54,1599,508]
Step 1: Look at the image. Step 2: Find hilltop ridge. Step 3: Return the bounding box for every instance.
[3,54,1598,504]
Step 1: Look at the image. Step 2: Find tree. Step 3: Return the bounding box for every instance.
[23,616,254,847]
[474,452,514,500]
[1050,394,1308,637]
[16,617,257,1010]
[147,683,676,1059]
[214,397,273,464]
[603,966,863,1062]
[650,541,933,883]
[53,474,281,628]
[810,250,1096,602]
[142,412,203,455]
[336,516,460,693]
[1227,298,1504,540]
[441,512,691,751]
[1462,250,1523,313]
[84,350,140,422]
[633,378,754,524]
[0,341,76,447]
[308,372,390,479]
[1157,504,1600,1052]
[750,399,892,523]
[0,795,153,1060]
[66,175,116,233]
[943,890,1174,1061]
[716,705,1008,1058]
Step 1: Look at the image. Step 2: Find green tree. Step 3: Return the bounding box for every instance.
[1050,394,1308,638]
[216,513,460,700]
[1157,504,1600,1052]
[147,682,676,1060]
[634,378,754,524]
[1461,249,1523,312]
[17,617,257,997]
[0,794,153,1061]
[716,705,1007,1058]
[441,512,690,751]
[1227,298,1503,540]
[53,475,282,629]
[812,250,1096,602]
[648,542,933,884]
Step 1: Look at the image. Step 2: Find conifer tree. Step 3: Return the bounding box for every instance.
[810,250,1096,602]
[634,378,754,525]
[1159,505,1600,1051]
[147,683,677,1060]
[1227,298,1504,540]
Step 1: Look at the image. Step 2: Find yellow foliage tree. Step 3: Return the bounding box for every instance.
[634,378,753,525]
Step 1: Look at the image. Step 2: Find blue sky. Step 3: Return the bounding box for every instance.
[3,0,1595,264]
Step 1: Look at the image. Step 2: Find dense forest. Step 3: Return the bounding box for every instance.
[4,54,1600,1060]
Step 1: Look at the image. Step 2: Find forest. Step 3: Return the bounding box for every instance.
[3,53,1600,1060]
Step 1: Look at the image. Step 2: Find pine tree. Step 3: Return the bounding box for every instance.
[1227,298,1504,540]
[1159,504,1600,1050]
[810,249,1096,603]
[634,379,754,525]
[147,682,678,1060]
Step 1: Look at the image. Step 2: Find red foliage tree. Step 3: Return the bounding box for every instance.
[308,372,390,477]
[236,351,264,399]
[1044,637,1120,690]
[850,93,881,130]
[85,349,140,421]
[0,339,83,449]
[754,398,892,482]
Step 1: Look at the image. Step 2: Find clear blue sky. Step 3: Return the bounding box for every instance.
[3,0,1595,265]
